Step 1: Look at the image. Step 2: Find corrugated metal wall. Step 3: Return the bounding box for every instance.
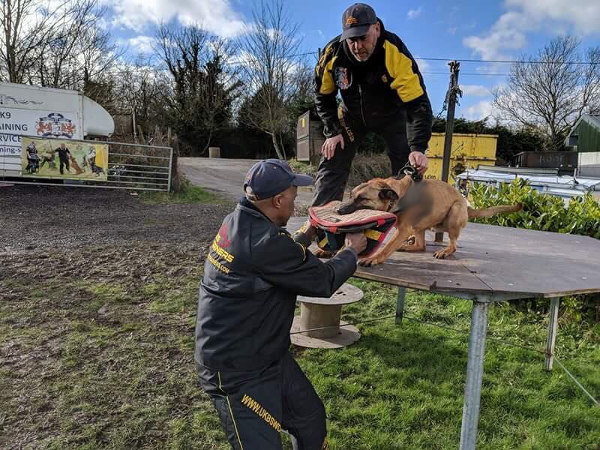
[575,119,600,153]
[425,133,497,183]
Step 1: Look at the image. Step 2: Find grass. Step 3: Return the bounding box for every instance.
[1,254,598,449]
[139,179,221,205]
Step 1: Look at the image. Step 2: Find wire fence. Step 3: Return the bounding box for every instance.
[291,310,599,407]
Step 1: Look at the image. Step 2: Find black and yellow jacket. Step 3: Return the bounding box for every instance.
[195,198,358,371]
[315,22,432,152]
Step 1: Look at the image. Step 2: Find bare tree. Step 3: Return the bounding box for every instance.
[0,0,118,88]
[110,60,172,141]
[239,0,304,159]
[1,0,73,82]
[494,36,600,151]
[32,0,120,91]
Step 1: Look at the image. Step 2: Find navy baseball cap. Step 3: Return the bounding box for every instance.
[244,159,312,200]
[340,3,377,41]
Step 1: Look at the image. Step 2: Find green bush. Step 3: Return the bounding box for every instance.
[469,179,600,239]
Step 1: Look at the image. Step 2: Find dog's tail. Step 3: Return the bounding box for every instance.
[468,203,523,219]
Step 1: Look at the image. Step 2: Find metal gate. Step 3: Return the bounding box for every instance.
[1,137,173,192]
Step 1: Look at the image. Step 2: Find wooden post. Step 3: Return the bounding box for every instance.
[137,125,145,145]
[436,60,461,243]
[170,133,179,192]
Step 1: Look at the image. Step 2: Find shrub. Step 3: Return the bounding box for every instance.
[469,179,600,239]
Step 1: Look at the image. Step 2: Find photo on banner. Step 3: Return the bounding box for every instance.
[21,137,108,181]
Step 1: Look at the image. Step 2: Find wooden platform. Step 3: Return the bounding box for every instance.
[288,218,600,301]
[287,216,600,450]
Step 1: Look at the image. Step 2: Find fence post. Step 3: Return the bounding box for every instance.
[170,134,179,192]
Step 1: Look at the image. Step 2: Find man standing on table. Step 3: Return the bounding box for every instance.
[313,2,433,206]
[195,159,367,449]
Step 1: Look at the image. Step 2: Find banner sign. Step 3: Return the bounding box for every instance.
[0,108,81,156]
[21,137,108,181]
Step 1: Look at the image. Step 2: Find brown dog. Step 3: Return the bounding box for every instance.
[336,176,522,265]
[69,155,84,175]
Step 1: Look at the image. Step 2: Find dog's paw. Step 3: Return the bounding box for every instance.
[433,248,455,259]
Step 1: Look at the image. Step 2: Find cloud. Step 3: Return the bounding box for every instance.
[102,0,247,37]
[407,8,422,20]
[463,0,600,60]
[461,84,491,97]
[461,100,495,120]
[128,35,156,55]
[506,0,600,34]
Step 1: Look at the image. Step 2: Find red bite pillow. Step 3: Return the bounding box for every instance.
[309,201,397,257]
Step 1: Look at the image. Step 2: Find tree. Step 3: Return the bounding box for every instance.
[0,0,110,84]
[108,60,172,139]
[494,36,600,151]
[155,23,241,154]
[238,0,305,159]
[32,1,119,90]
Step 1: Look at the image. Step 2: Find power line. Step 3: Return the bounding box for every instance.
[289,51,597,65]
[422,71,510,76]
[419,57,597,65]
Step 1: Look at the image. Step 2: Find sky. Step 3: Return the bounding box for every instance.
[101,0,600,122]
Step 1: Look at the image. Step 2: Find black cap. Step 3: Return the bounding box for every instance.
[340,3,377,41]
[243,159,312,200]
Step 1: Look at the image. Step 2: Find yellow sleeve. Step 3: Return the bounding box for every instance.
[315,45,338,95]
[384,39,425,103]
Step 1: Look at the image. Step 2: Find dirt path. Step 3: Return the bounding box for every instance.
[0,185,230,253]
[0,185,236,448]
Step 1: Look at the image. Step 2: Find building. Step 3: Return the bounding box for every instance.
[566,114,600,177]
[567,114,600,152]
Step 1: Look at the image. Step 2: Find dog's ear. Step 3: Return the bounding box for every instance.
[379,188,399,202]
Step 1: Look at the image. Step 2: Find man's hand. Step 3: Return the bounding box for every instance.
[299,220,317,241]
[321,134,344,160]
[409,151,428,174]
[345,232,367,255]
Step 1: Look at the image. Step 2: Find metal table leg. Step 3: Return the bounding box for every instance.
[544,297,560,371]
[459,300,490,450]
[396,287,406,324]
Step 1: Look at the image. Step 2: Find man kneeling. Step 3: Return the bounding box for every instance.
[195,159,366,449]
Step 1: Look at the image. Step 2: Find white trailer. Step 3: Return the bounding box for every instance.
[0,82,114,177]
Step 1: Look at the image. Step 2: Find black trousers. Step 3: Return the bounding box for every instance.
[312,106,410,206]
[59,157,70,175]
[197,351,328,450]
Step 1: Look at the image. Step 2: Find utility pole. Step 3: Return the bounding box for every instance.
[435,60,462,243]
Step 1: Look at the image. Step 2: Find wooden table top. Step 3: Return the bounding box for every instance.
[288,218,600,301]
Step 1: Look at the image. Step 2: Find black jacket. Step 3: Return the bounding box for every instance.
[315,21,432,152]
[195,198,358,371]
